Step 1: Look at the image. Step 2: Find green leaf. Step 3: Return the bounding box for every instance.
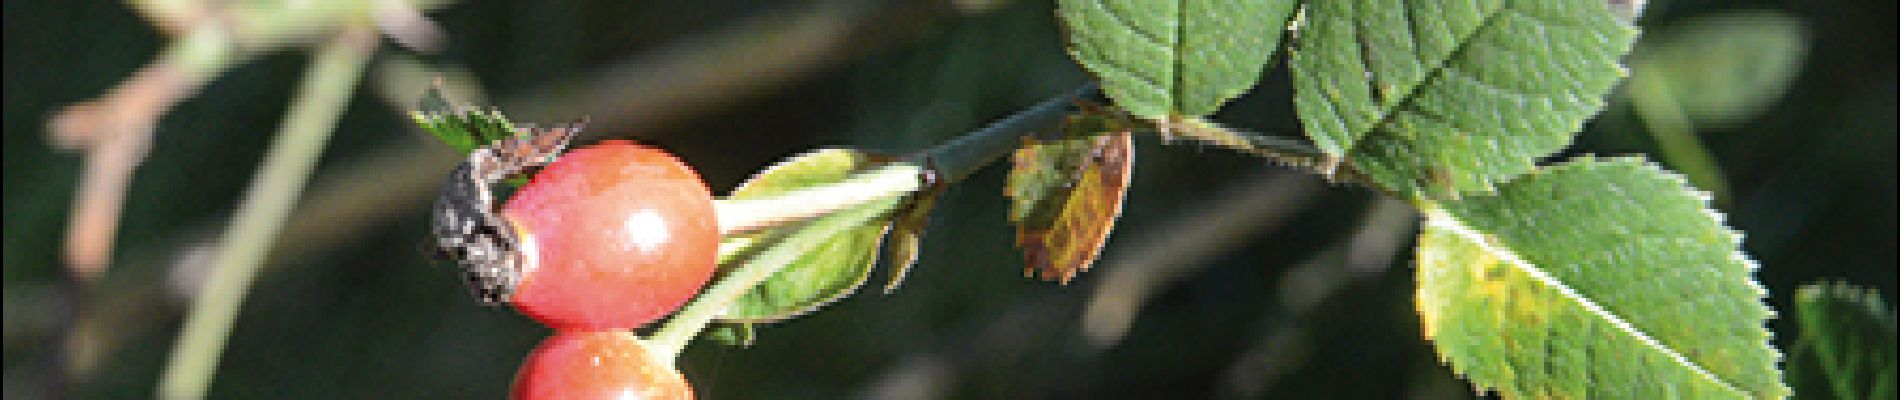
[1290,0,1639,197]
[412,84,521,153]
[1005,128,1134,283]
[1058,0,1298,120]
[716,149,903,322]
[1415,157,1786,398]
[1789,282,1897,400]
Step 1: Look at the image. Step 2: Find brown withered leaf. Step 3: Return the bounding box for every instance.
[1005,129,1134,283]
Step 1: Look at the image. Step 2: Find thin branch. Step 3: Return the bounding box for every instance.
[50,0,459,280]
[156,29,376,400]
[49,24,233,279]
[914,83,1099,184]
[1151,117,1328,174]
[1158,117,1380,187]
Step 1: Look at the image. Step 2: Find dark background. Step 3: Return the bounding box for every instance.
[5,0,1893,398]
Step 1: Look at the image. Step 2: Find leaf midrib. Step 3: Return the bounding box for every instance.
[1170,0,1186,117]
[1348,2,1506,156]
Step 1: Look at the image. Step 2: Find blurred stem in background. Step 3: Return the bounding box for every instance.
[157,28,376,400]
[45,1,449,397]
[48,21,235,279]
[52,0,453,280]
[1628,79,1731,206]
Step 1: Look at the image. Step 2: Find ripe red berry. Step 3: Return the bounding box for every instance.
[502,140,720,330]
[513,331,694,400]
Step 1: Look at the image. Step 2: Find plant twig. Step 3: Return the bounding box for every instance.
[156,29,376,400]
[49,24,233,279]
[914,83,1099,184]
[1150,117,1336,177]
[50,0,459,281]
[1160,117,1380,187]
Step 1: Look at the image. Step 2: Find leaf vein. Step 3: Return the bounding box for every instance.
[1170,0,1186,115]
[1082,57,1168,95]
[1087,0,1168,48]
[1374,1,1502,124]
[1441,63,1540,102]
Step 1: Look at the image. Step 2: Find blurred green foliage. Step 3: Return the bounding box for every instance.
[1789,282,1897,400]
[4,0,1893,398]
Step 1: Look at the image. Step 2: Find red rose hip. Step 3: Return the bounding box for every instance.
[513,331,694,400]
[503,140,720,330]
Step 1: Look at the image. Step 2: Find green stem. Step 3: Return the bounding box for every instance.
[157,32,373,400]
[1154,117,1375,187]
[1157,117,1325,165]
[913,83,1333,185]
[1631,80,1730,206]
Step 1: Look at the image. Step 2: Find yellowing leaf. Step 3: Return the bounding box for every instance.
[1416,157,1786,399]
[1005,130,1134,283]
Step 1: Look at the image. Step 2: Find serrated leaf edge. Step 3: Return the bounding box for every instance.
[1420,202,1750,397]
